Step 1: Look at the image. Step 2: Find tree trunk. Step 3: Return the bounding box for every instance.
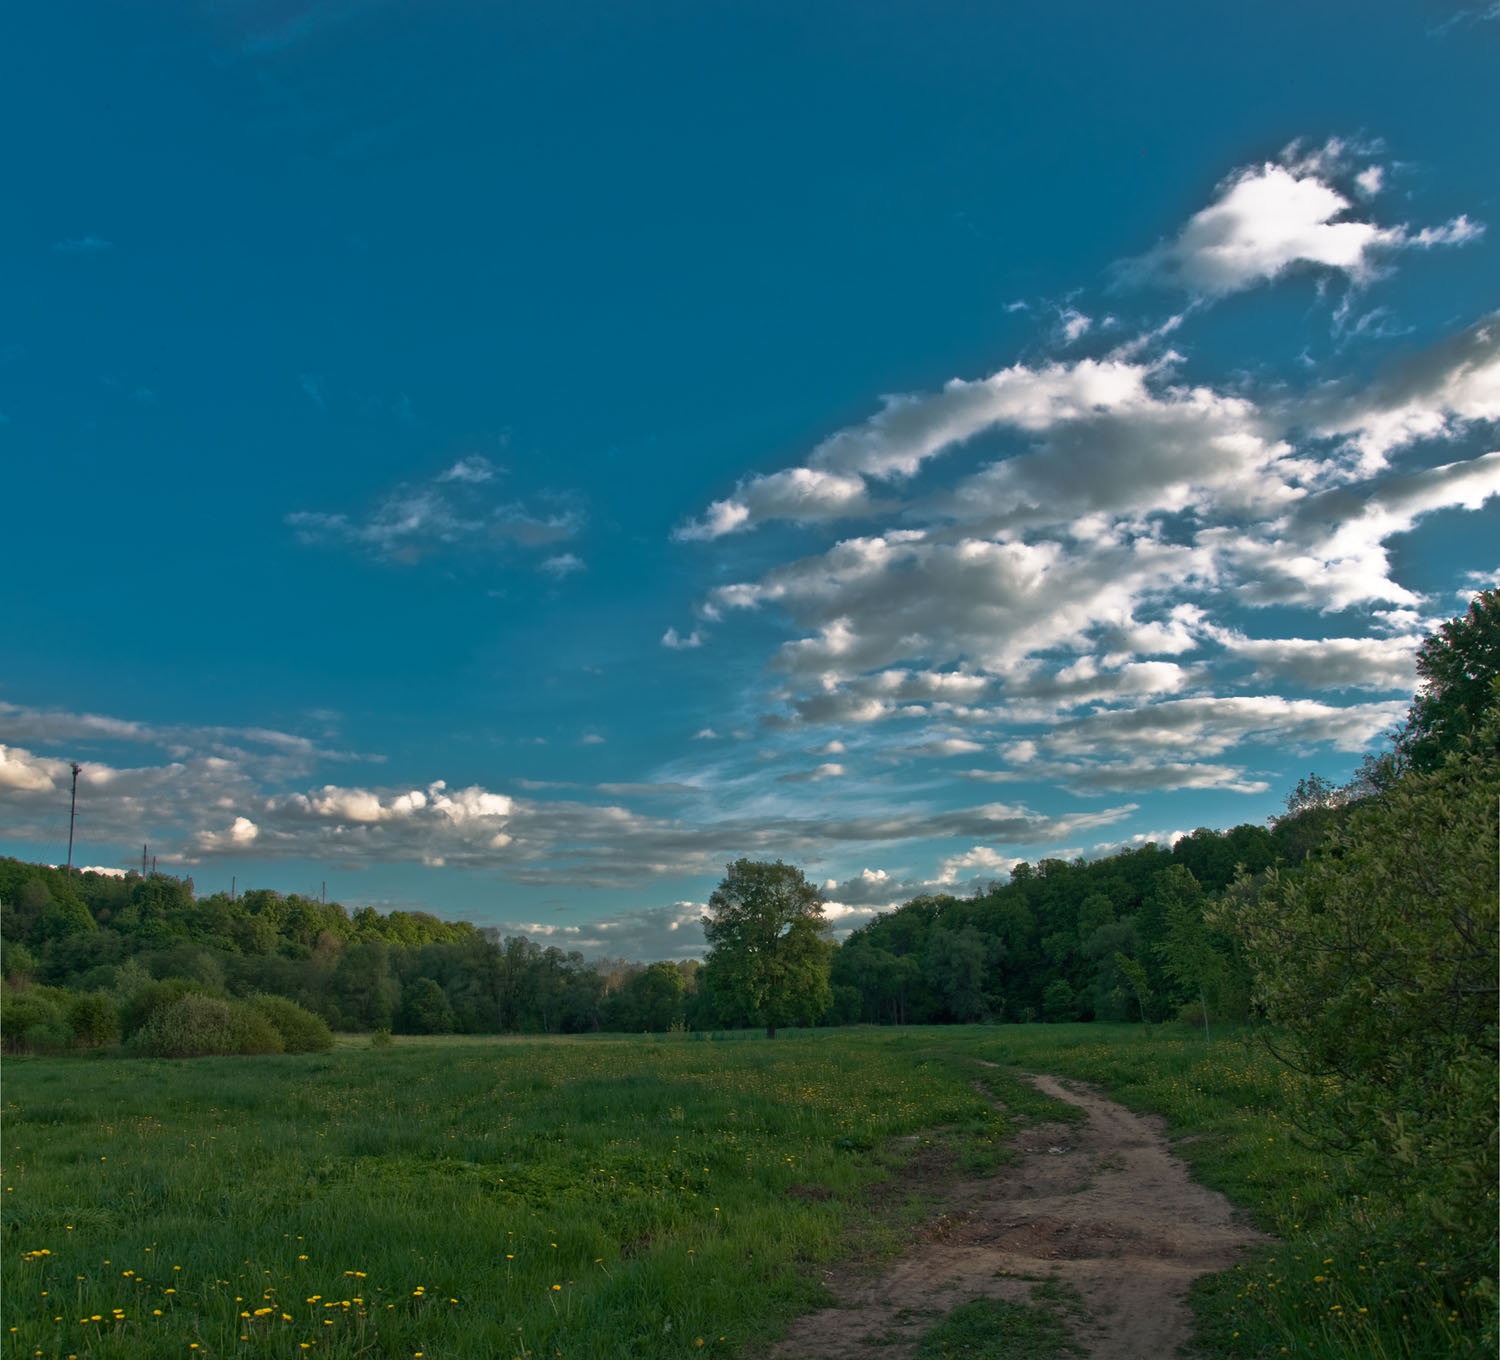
[766,1021,776,1039]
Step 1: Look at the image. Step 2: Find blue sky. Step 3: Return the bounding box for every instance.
[3,1,1497,959]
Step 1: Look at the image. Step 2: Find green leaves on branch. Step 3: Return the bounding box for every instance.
[1212,717,1499,1248]
[701,859,833,1038]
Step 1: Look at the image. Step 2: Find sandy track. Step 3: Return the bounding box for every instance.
[771,1070,1267,1360]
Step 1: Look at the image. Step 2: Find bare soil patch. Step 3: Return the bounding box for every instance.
[772,1070,1268,1360]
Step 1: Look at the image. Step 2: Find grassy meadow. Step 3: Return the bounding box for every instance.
[2,1026,1493,1359]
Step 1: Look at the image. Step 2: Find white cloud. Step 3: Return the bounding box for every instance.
[438,456,496,483]
[675,468,872,541]
[679,357,1156,539]
[1211,450,1500,610]
[1057,308,1092,344]
[937,846,1026,884]
[776,763,847,783]
[1302,312,1500,475]
[493,902,709,962]
[287,463,582,563]
[1044,695,1405,759]
[899,737,985,757]
[958,759,1269,796]
[539,552,584,577]
[1210,629,1420,692]
[662,627,705,649]
[0,744,64,792]
[1122,145,1481,297]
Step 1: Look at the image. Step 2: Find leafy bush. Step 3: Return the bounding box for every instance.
[67,992,119,1047]
[249,993,333,1052]
[1,982,72,1053]
[370,1027,393,1047]
[130,993,284,1057]
[1041,978,1080,1023]
[1215,719,1499,1293]
[119,977,214,1041]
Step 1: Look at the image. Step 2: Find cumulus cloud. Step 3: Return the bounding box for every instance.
[1209,629,1420,692]
[675,175,1494,802]
[936,845,1027,884]
[1210,450,1500,610]
[662,627,705,649]
[1300,312,1500,475]
[679,357,1156,539]
[675,468,874,541]
[1122,143,1482,297]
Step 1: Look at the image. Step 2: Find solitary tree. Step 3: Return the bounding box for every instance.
[701,859,833,1038]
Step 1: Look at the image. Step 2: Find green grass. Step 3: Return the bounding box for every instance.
[1,1030,1003,1359]
[911,1286,1087,1360]
[2,1025,1492,1359]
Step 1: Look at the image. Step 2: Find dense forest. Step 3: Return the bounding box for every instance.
[0,810,1319,1048]
[2,591,1495,1057]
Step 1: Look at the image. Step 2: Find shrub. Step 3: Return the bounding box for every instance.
[1041,978,1080,1023]
[250,994,333,1053]
[67,992,120,1047]
[370,1027,393,1048]
[130,994,284,1058]
[120,977,213,1041]
[1,982,72,1053]
[1215,720,1499,1271]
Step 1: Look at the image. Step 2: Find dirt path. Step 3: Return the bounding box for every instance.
[772,1070,1267,1360]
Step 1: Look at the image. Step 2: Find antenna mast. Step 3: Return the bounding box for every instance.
[65,762,81,876]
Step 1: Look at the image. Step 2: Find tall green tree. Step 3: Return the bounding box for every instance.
[1398,587,1499,772]
[701,859,832,1038]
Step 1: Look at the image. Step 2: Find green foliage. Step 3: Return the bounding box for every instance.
[119,976,212,1041]
[2,936,38,978]
[1041,978,1080,1023]
[0,982,73,1053]
[66,991,119,1047]
[398,976,457,1034]
[702,859,833,1037]
[249,993,333,1052]
[924,924,998,1022]
[1399,586,1499,773]
[130,993,285,1057]
[1214,720,1499,1296]
[1113,951,1154,1023]
[370,1026,393,1047]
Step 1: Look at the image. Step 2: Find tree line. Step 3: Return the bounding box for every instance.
[3,592,1495,1065]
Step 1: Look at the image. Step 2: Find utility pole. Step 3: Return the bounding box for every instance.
[65,762,81,877]
[321,880,326,905]
[231,874,236,903]
[142,844,149,879]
